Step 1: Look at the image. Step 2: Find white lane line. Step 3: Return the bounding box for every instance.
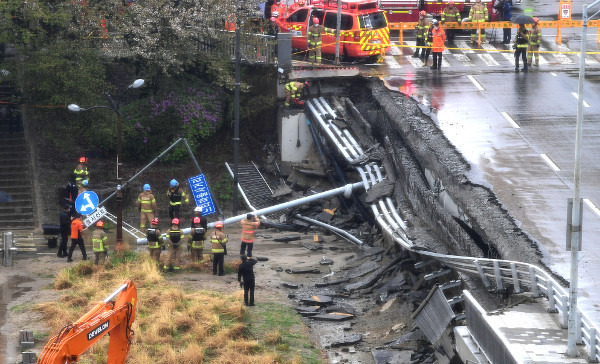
[467,75,484,91]
[482,43,514,66]
[553,44,576,64]
[453,53,474,67]
[385,56,402,69]
[455,40,475,54]
[404,40,417,54]
[540,154,560,171]
[478,53,500,66]
[501,112,520,129]
[584,199,600,218]
[407,55,425,68]
[390,41,402,56]
[571,92,591,107]
[551,72,558,76]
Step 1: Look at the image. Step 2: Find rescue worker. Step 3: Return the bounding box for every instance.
[67,213,88,262]
[469,0,488,44]
[167,179,188,220]
[165,218,185,272]
[64,175,78,216]
[502,0,513,44]
[137,183,157,229]
[307,17,325,66]
[238,254,257,306]
[441,1,461,43]
[422,23,434,67]
[514,24,529,72]
[284,81,309,108]
[190,217,207,263]
[92,220,108,265]
[527,17,541,67]
[73,156,89,188]
[78,179,88,196]
[240,213,260,258]
[211,221,228,276]
[413,11,428,61]
[189,206,208,252]
[431,19,446,70]
[58,203,71,258]
[147,218,163,263]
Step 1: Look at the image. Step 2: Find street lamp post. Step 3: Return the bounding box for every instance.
[68,79,145,250]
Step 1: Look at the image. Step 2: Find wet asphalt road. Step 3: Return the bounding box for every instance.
[368,23,600,324]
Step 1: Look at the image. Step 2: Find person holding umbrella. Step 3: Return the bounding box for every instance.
[514,24,529,72]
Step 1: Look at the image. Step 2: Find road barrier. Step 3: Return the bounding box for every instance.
[306,96,600,362]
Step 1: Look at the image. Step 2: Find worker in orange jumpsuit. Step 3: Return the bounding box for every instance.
[67,213,88,262]
[307,17,325,66]
[73,156,89,188]
[240,213,260,258]
[285,81,309,108]
[137,183,157,229]
[430,19,446,70]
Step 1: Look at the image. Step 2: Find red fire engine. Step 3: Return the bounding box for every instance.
[378,0,499,23]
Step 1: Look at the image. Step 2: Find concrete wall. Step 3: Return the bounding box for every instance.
[277,109,313,163]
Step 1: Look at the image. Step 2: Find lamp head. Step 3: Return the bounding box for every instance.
[68,104,82,112]
[130,79,145,89]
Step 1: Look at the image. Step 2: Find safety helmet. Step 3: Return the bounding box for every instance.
[172,218,180,225]
[170,179,178,187]
[215,221,224,229]
[533,17,539,23]
[151,218,159,225]
[82,180,88,187]
[194,206,203,213]
[419,10,426,16]
[272,11,279,17]
[79,156,87,163]
[143,183,151,191]
[448,0,454,4]
[431,19,439,26]
[313,17,319,25]
[270,16,276,22]
[193,217,201,224]
[96,221,104,228]
[304,81,309,87]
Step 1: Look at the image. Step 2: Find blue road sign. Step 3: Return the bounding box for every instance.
[75,191,99,216]
[188,174,216,216]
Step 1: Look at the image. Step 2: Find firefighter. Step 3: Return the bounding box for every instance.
[165,218,185,272]
[237,254,258,306]
[469,0,488,44]
[137,183,157,229]
[240,213,260,258]
[67,213,88,262]
[92,220,108,265]
[413,11,428,61]
[188,206,208,252]
[307,17,325,66]
[527,17,541,66]
[147,218,163,263]
[190,217,207,263]
[514,24,529,72]
[441,1,461,43]
[167,179,188,220]
[211,221,228,276]
[285,81,309,108]
[422,22,434,67]
[73,156,89,188]
[58,203,71,258]
[430,19,446,70]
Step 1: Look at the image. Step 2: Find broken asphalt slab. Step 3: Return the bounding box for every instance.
[310,312,355,321]
[301,295,334,306]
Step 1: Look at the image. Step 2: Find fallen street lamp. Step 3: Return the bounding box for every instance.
[68,79,145,251]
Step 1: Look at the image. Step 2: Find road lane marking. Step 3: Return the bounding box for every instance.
[384,56,402,69]
[583,199,600,218]
[571,92,590,107]
[540,154,560,171]
[551,72,558,76]
[501,112,520,129]
[479,53,500,66]
[453,53,473,67]
[554,44,576,64]
[467,75,484,91]
[483,43,514,66]
[390,41,402,56]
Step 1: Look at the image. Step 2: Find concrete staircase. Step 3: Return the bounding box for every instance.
[0,114,35,230]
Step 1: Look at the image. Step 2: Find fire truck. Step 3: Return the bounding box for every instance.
[378,0,499,23]
[270,0,390,61]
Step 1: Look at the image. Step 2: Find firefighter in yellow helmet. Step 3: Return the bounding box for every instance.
[137,183,157,229]
[469,0,488,44]
[307,17,325,66]
[92,220,108,265]
[211,221,228,276]
[73,156,89,188]
[285,81,309,108]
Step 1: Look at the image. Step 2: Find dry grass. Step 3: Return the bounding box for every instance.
[35,253,325,363]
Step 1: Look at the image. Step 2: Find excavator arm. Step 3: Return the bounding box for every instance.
[37,280,137,364]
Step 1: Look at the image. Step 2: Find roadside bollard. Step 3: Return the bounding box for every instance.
[3,231,16,267]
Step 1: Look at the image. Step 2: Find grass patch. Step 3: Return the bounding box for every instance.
[9,303,29,313]
[35,252,324,363]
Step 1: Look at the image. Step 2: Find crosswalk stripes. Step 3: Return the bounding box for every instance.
[481,43,515,66]
[385,55,402,69]
[552,44,576,65]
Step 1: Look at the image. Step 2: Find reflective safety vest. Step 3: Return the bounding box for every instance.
[137,191,156,213]
[307,24,324,47]
[191,227,205,248]
[168,187,188,206]
[469,3,488,22]
[416,19,428,39]
[167,229,184,247]
[442,7,461,23]
[210,231,228,253]
[92,230,108,252]
[241,218,260,243]
[147,228,162,249]
[529,28,541,46]
[73,164,89,184]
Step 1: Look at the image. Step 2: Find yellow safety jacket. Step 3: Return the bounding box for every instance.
[469,3,488,22]
[92,230,108,252]
[529,27,541,46]
[73,164,89,185]
[137,191,157,213]
[210,231,228,253]
[307,24,325,47]
[416,19,429,39]
[442,7,461,23]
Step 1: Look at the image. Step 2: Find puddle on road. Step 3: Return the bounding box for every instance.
[0,276,34,364]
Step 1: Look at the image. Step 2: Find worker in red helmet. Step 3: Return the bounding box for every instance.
[285,81,309,108]
[527,17,541,66]
[210,221,228,276]
[73,156,89,188]
[190,215,207,263]
[147,218,163,263]
[413,11,428,61]
[92,220,108,265]
[165,218,185,272]
[307,16,325,66]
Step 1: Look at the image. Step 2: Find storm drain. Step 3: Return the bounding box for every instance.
[225,162,290,221]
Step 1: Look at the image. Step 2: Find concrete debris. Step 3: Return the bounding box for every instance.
[301,295,334,306]
[282,282,299,289]
[295,305,321,316]
[320,256,334,265]
[302,243,323,251]
[255,256,269,261]
[271,184,293,198]
[343,256,404,293]
[315,207,336,222]
[372,349,412,364]
[354,246,385,260]
[315,279,349,287]
[376,272,407,303]
[310,312,355,321]
[346,261,380,279]
[274,235,302,242]
[325,303,356,315]
[285,268,321,274]
[385,328,424,349]
[364,179,395,204]
[330,334,363,347]
[275,267,283,272]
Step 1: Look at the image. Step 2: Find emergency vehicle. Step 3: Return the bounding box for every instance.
[271,0,390,61]
[379,0,499,24]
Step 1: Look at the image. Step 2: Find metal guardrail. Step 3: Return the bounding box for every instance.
[306,96,600,363]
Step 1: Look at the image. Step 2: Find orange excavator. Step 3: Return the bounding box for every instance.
[37,280,137,364]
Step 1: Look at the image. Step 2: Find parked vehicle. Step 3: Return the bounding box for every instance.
[378,0,499,24]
